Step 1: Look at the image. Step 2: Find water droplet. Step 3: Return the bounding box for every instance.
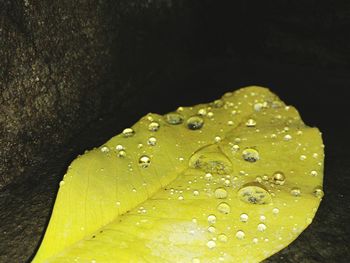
[148,122,160,131]
[236,230,245,240]
[177,106,184,112]
[214,188,227,199]
[213,99,224,108]
[217,202,230,214]
[313,186,324,198]
[205,173,213,180]
[147,137,157,146]
[284,134,292,141]
[255,176,262,183]
[193,190,200,196]
[165,112,184,125]
[224,179,231,186]
[313,153,319,158]
[257,223,267,232]
[240,213,249,222]
[214,136,222,143]
[238,183,272,205]
[252,238,259,244]
[139,155,151,168]
[254,103,263,111]
[259,215,266,221]
[59,181,65,187]
[310,170,318,176]
[290,187,301,196]
[198,108,207,116]
[242,148,260,162]
[122,128,135,137]
[273,171,286,185]
[272,100,282,108]
[227,120,234,126]
[246,119,256,127]
[272,208,280,214]
[218,233,228,242]
[189,145,232,174]
[231,144,240,152]
[207,240,216,249]
[207,112,214,118]
[187,116,204,130]
[300,155,307,161]
[116,144,124,151]
[100,146,110,153]
[178,195,184,201]
[117,150,126,158]
[207,214,217,224]
[208,226,216,233]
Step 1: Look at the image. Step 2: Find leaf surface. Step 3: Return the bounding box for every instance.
[33,86,324,263]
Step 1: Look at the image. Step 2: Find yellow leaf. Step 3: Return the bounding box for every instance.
[33,86,324,263]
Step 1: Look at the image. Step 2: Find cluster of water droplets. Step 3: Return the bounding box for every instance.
[87,91,325,261]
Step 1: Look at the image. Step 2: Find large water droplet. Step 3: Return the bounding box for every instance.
[313,186,324,198]
[139,155,151,168]
[242,148,260,162]
[148,122,160,131]
[273,171,286,185]
[236,230,245,240]
[238,183,272,205]
[122,128,135,137]
[214,187,228,199]
[165,112,184,125]
[187,116,204,130]
[217,202,231,214]
[189,144,233,174]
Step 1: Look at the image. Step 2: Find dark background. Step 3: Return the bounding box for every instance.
[0,0,349,262]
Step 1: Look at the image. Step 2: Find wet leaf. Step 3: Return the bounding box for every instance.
[33,86,324,262]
